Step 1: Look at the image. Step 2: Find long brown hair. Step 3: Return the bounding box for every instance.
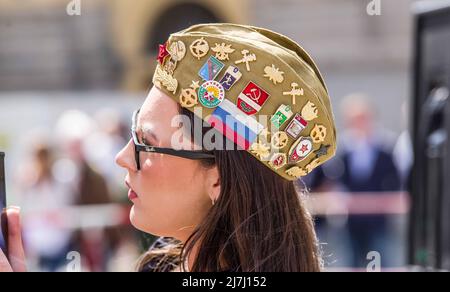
[137,107,322,272]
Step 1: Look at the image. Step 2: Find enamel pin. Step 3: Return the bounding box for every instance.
[271,131,289,150]
[237,82,270,115]
[283,83,304,105]
[264,65,285,85]
[168,41,187,62]
[271,104,293,129]
[190,38,210,60]
[157,43,170,65]
[315,144,331,158]
[310,124,327,144]
[211,43,235,61]
[198,80,225,109]
[250,142,271,160]
[285,113,308,139]
[286,166,308,178]
[288,137,313,164]
[219,66,242,91]
[269,153,288,170]
[235,50,257,72]
[305,158,321,174]
[301,101,319,121]
[153,64,178,94]
[199,56,225,81]
[180,81,200,108]
[164,57,177,75]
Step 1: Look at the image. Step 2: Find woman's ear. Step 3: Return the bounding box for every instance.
[206,166,221,204]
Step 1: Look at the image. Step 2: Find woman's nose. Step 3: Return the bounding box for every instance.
[115,139,137,172]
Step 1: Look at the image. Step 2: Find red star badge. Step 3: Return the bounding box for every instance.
[157,43,170,65]
[300,144,309,154]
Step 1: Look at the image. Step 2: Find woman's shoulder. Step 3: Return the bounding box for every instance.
[139,237,181,272]
[139,237,240,272]
[150,237,172,250]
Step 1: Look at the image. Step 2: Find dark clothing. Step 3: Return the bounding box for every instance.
[307,146,401,193]
[140,237,238,272]
[140,238,180,272]
[340,149,401,193]
[306,145,402,268]
[74,161,120,272]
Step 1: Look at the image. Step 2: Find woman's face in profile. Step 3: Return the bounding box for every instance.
[115,87,217,242]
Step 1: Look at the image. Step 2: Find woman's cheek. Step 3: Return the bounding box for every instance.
[141,155,155,170]
[130,188,172,235]
[131,189,191,237]
[132,156,208,235]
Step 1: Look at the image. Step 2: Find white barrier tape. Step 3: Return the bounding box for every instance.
[305,192,410,216]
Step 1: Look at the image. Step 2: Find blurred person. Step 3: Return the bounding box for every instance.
[342,94,401,268]
[312,94,401,268]
[15,140,75,271]
[84,108,128,200]
[338,94,400,193]
[2,24,338,272]
[55,110,120,272]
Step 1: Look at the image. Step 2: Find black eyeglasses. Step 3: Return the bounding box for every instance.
[131,110,215,170]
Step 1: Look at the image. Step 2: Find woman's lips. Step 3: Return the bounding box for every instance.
[126,181,138,201]
[128,189,138,201]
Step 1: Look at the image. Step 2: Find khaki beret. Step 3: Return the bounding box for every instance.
[152,23,337,181]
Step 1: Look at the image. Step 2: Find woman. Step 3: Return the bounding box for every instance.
[1,23,336,272]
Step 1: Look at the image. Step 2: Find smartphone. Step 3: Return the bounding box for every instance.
[0,152,7,255]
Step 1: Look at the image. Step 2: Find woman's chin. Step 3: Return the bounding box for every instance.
[129,206,161,236]
[129,206,146,232]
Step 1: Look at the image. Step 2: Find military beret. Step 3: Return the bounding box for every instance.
[152,23,337,181]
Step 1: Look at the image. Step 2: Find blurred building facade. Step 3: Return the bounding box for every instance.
[250,0,414,135]
[0,0,415,133]
[0,0,246,91]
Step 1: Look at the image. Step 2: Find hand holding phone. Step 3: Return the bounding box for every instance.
[0,152,7,255]
[0,152,26,272]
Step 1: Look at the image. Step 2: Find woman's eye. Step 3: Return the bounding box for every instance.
[142,137,152,146]
[137,132,148,145]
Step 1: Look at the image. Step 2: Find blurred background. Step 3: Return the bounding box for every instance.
[0,0,448,271]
